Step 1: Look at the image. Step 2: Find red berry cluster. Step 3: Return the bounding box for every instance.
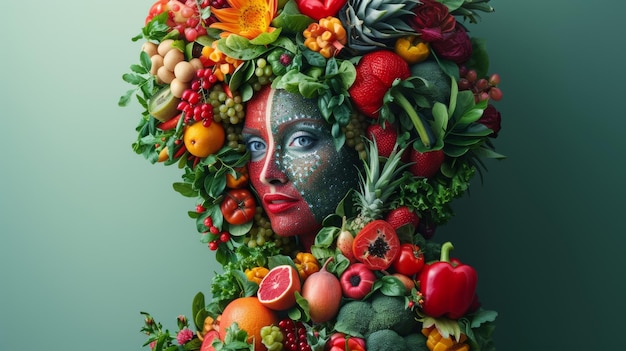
[177,68,218,125]
[169,0,212,42]
[458,66,503,103]
[196,204,230,250]
[278,319,312,351]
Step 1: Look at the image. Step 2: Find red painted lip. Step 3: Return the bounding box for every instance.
[263,193,299,214]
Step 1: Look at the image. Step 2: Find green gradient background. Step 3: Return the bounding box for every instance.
[1,1,624,350]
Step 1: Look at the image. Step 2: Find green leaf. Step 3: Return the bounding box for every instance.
[469,309,498,328]
[192,292,208,330]
[440,0,465,11]
[249,27,282,45]
[268,254,296,269]
[314,226,339,247]
[233,269,259,297]
[218,35,271,61]
[123,73,146,85]
[431,102,448,141]
[378,275,408,296]
[293,291,311,322]
[118,90,133,107]
[227,220,253,237]
[271,0,314,33]
[173,182,197,197]
[472,146,506,160]
[229,60,255,92]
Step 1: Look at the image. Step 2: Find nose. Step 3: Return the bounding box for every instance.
[259,150,288,186]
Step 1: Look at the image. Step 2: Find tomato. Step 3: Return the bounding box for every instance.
[327,332,366,351]
[219,189,256,225]
[352,220,400,270]
[145,0,169,24]
[391,243,425,276]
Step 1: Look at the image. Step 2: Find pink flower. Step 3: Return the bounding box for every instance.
[407,0,456,42]
[478,104,502,137]
[430,25,473,64]
[149,341,156,350]
[176,328,195,345]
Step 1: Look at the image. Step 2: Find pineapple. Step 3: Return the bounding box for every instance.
[349,138,409,232]
[339,0,420,53]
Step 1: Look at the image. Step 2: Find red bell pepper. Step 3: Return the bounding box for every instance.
[295,0,348,21]
[327,333,366,351]
[417,242,477,319]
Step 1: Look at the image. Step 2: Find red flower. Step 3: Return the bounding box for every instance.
[407,0,456,42]
[431,25,473,64]
[478,104,502,137]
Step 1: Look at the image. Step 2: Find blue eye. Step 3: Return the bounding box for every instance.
[245,137,267,161]
[289,132,316,149]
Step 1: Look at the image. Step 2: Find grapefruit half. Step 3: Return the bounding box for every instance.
[257,265,302,311]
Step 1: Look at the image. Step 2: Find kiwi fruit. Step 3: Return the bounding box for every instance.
[148,86,181,122]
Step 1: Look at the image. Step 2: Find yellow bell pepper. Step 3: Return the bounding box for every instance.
[293,252,320,280]
[244,266,269,285]
[422,326,470,351]
[395,36,430,64]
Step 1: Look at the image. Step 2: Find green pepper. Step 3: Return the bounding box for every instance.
[417,242,477,319]
[267,49,293,76]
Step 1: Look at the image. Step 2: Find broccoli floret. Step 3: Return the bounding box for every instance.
[369,293,420,336]
[333,300,374,337]
[366,329,408,351]
[404,333,428,351]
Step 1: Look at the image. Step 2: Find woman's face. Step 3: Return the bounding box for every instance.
[243,88,360,247]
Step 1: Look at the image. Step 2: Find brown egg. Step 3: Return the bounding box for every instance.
[170,78,189,98]
[174,61,196,83]
[157,39,175,57]
[157,65,175,84]
[163,49,184,72]
[141,41,158,57]
[150,55,164,76]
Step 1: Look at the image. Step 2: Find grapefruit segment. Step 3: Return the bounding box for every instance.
[257,265,301,311]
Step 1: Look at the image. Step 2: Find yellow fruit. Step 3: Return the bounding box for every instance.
[183,121,225,157]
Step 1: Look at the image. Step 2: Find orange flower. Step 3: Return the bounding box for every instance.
[209,0,277,40]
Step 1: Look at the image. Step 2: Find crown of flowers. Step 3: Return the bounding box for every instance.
[121,1,503,350]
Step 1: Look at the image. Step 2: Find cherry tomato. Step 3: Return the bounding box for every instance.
[145,0,169,24]
[219,189,256,225]
[352,220,400,270]
[391,243,425,276]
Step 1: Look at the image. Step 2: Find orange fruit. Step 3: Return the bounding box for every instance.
[219,297,278,351]
[225,166,249,189]
[257,265,301,311]
[183,120,225,157]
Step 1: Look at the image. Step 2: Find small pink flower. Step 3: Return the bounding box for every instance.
[176,328,195,345]
[177,315,187,324]
[149,341,156,350]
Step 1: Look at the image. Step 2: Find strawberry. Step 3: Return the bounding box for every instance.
[366,121,398,158]
[408,148,445,178]
[385,206,420,230]
[349,50,411,118]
